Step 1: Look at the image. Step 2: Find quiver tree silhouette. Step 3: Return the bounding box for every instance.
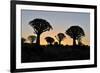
[54,42,58,45]
[28,35,36,44]
[29,18,53,45]
[55,33,66,45]
[65,26,85,46]
[45,37,55,45]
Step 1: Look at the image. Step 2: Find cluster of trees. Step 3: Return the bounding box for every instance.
[22,18,85,46]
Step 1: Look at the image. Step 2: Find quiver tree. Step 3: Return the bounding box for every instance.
[28,35,36,44]
[55,33,66,45]
[45,37,55,45]
[29,18,53,45]
[65,26,85,46]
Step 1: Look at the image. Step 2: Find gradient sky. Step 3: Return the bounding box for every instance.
[21,10,90,45]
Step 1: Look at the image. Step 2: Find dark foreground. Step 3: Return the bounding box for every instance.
[21,43,90,63]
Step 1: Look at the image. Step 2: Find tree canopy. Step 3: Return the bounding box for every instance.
[45,37,55,45]
[28,35,36,43]
[65,26,85,45]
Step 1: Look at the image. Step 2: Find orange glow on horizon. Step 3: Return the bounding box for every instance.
[22,31,90,46]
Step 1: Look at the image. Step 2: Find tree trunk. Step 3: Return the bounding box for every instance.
[36,33,40,45]
[59,41,61,45]
[50,43,52,45]
[73,38,76,46]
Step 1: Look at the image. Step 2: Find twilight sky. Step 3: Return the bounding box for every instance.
[21,10,90,45]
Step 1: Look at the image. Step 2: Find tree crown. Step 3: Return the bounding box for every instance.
[65,26,85,39]
[29,18,53,34]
